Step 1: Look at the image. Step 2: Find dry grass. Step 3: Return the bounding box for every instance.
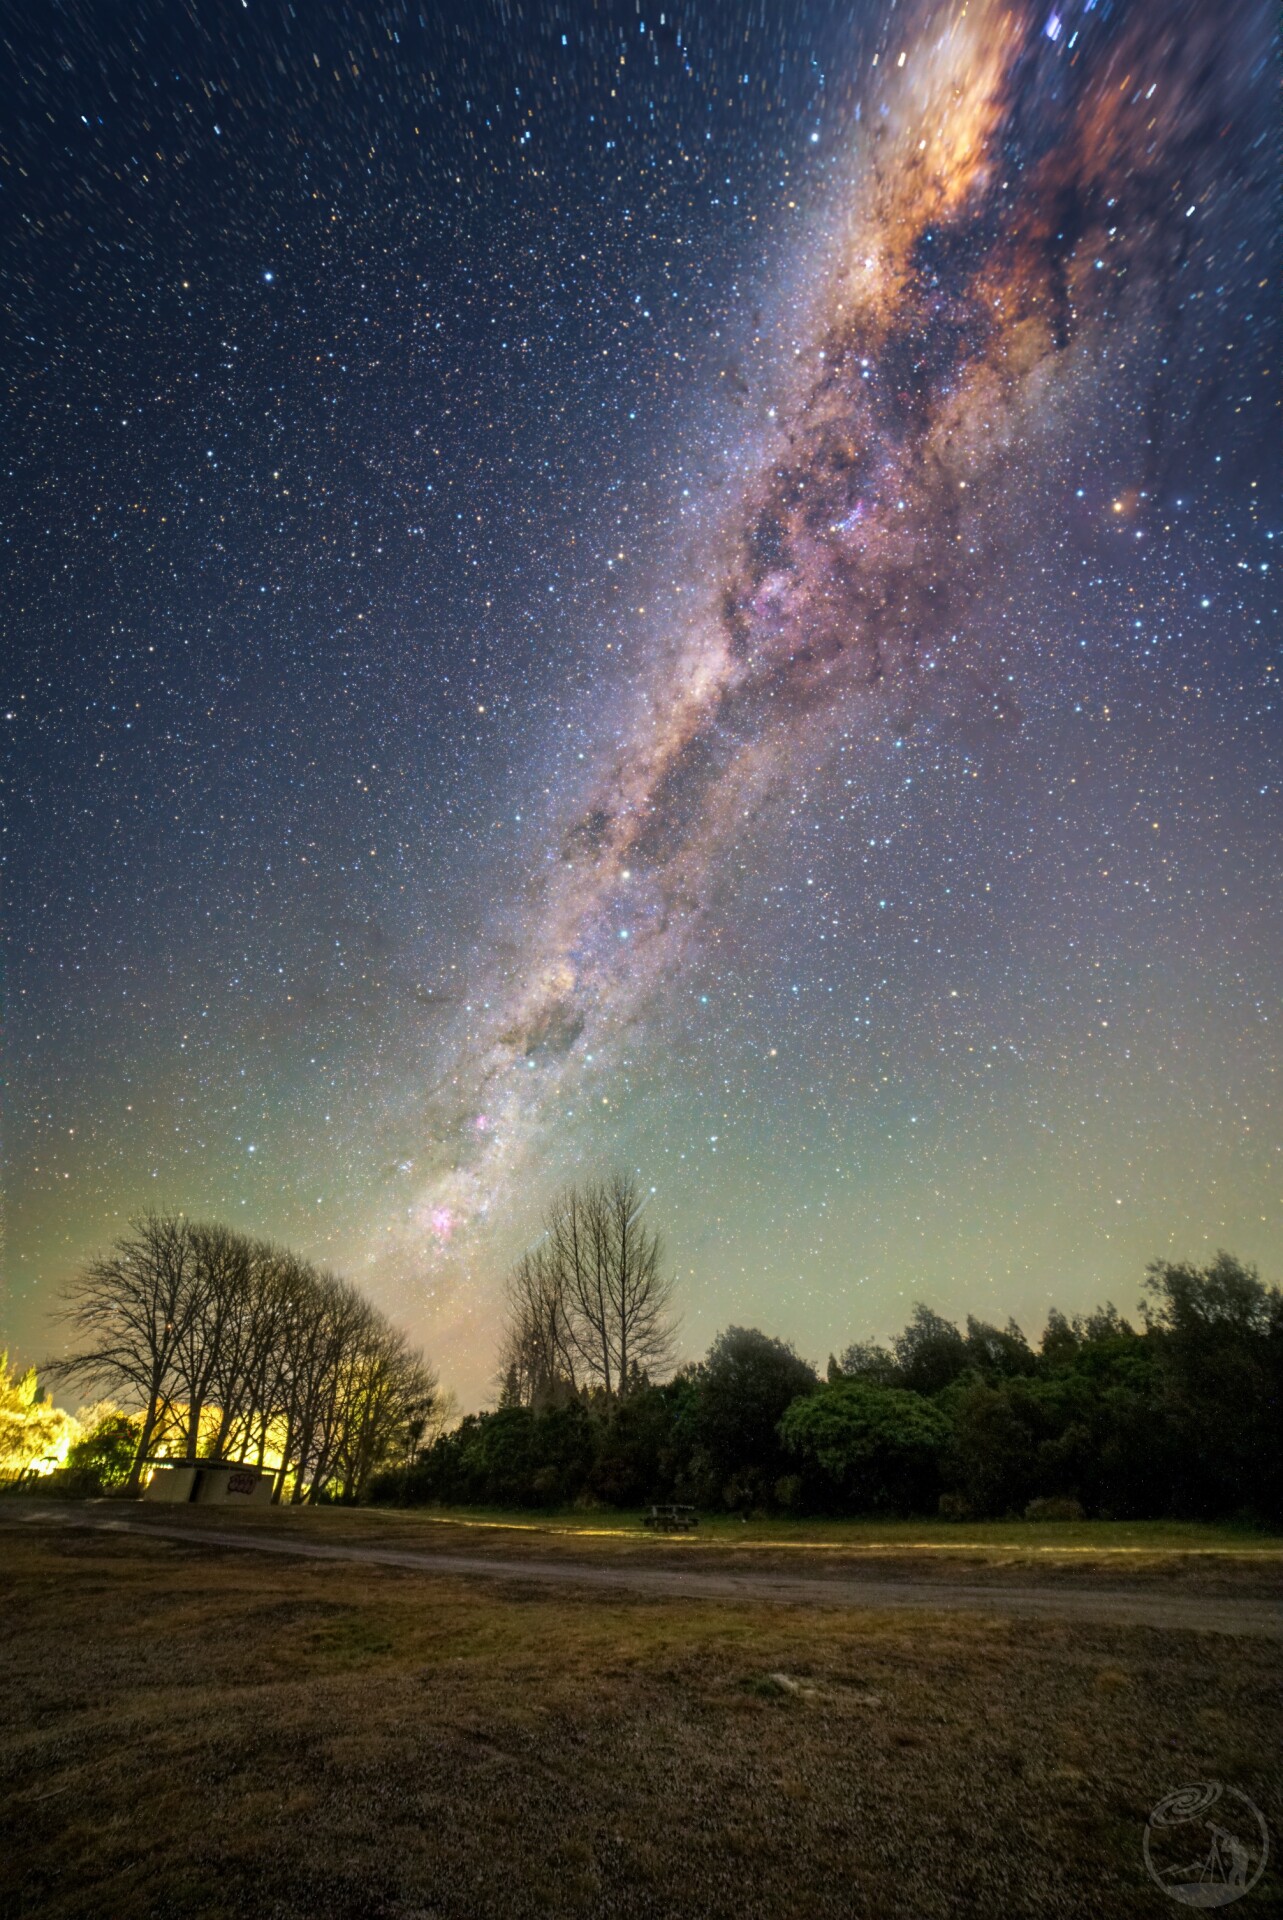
[2,1522,1279,1920]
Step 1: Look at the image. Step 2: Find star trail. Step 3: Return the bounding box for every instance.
[4,0,1278,1402]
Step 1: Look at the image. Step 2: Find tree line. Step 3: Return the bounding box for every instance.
[10,1179,1280,1525]
[381,1224,1283,1524]
[48,1212,437,1503]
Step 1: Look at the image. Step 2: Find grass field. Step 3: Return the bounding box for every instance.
[303,1505,1283,1558]
[358,1507,1283,1549]
[2,1509,1279,1919]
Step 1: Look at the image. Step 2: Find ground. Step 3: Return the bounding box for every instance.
[2,1504,1279,1920]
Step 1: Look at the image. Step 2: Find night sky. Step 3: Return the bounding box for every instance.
[4,0,1279,1406]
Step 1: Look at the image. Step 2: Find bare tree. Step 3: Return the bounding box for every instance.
[213,1244,303,1470]
[330,1324,438,1503]
[509,1174,677,1401]
[499,1240,579,1407]
[268,1261,339,1502]
[600,1170,677,1391]
[558,1181,616,1395]
[286,1275,383,1503]
[168,1222,253,1460]
[50,1212,199,1491]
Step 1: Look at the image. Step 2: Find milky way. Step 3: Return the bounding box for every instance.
[402,0,1268,1290]
[5,0,1276,1404]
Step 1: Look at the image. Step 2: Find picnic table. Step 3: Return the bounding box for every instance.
[641,1503,699,1530]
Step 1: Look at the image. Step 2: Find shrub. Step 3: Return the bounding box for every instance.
[1024,1495,1085,1522]
[64,1412,138,1492]
[35,1466,106,1499]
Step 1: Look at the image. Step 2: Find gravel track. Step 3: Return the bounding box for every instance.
[20,1509,1282,1636]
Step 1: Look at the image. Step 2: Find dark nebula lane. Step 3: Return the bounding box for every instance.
[396,0,1278,1342]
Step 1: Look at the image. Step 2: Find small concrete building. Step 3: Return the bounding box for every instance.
[144,1461,275,1506]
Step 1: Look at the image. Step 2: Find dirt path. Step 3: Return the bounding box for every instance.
[26,1510,1283,1636]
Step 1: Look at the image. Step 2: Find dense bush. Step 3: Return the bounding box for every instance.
[63,1412,139,1492]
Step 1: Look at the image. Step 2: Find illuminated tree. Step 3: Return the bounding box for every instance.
[0,1351,78,1481]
